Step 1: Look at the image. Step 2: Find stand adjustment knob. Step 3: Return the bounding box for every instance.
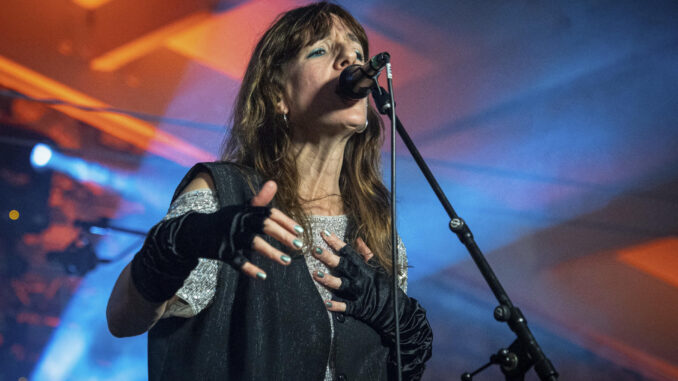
[494,305,511,322]
[449,218,465,231]
[502,352,519,371]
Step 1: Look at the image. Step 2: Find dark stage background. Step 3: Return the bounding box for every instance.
[1,0,677,380]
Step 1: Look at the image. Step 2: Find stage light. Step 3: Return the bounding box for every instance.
[30,143,53,168]
[28,144,137,197]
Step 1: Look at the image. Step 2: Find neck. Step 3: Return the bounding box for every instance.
[292,131,351,216]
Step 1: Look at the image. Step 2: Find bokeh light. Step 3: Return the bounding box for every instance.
[30,143,53,168]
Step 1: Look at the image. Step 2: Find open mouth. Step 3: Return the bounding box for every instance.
[334,85,362,106]
[339,96,361,107]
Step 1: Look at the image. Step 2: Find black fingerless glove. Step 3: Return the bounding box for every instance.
[130,205,271,303]
[333,245,433,380]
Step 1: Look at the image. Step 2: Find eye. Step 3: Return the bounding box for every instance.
[307,47,326,58]
[355,50,364,62]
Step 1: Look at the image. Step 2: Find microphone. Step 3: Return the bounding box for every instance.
[337,52,390,100]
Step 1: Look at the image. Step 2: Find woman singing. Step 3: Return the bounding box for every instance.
[106,2,433,380]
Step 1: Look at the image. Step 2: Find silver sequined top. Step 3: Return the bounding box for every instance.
[161,189,409,381]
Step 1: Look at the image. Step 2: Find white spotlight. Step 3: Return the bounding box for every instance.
[31,143,53,168]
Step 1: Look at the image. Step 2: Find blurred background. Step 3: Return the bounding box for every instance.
[1,0,677,380]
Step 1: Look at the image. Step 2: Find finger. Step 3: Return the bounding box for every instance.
[252,236,293,266]
[324,300,347,313]
[269,208,304,237]
[240,261,268,280]
[355,237,374,263]
[251,180,277,207]
[262,214,305,251]
[312,269,342,290]
[320,229,347,252]
[311,246,341,268]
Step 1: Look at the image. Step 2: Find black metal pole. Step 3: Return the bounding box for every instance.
[385,64,404,381]
[371,86,558,381]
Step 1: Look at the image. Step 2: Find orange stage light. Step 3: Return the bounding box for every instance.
[0,54,214,166]
[166,0,300,80]
[617,237,678,288]
[72,0,113,10]
[90,11,210,72]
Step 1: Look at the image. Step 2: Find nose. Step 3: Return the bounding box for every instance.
[334,45,360,70]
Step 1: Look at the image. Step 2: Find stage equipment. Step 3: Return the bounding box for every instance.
[370,70,559,380]
[339,52,414,379]
[46,235,106,276]
[345,53,405,380]
[0,131,53,237]
[337,52,390,99]
[47,218,145,276]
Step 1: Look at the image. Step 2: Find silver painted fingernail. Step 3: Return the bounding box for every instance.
[314,247,323,255]
[256,272,267,280]
[325,301,333,308]
[293,225,304,234]
[293,239,303,248]
[322,229,331,237]
[317,270,325,278]
[281,254,291,263]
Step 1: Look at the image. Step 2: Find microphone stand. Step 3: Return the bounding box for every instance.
[370,84,559,381]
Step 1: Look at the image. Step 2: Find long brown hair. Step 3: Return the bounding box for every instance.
[222,2,395,273]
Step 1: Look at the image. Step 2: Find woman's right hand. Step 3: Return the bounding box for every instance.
[239,180,305,280]
[107,180,302,336]
[129,179,303,305]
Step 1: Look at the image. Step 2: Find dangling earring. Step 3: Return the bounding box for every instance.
[283,113,289,128]
[356,118,368,133]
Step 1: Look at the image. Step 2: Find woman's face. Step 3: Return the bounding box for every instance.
[280,18,368,138]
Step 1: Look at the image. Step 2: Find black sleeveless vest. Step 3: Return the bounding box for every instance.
[148,162,392,381]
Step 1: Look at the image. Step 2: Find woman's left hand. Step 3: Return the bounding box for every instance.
[312,230,433,380]
[311,231,375,313]
[311,229,405,332]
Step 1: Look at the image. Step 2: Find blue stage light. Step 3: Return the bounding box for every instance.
[30,143,53,168]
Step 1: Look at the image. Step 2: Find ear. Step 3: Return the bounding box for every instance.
[275,93,288,115]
